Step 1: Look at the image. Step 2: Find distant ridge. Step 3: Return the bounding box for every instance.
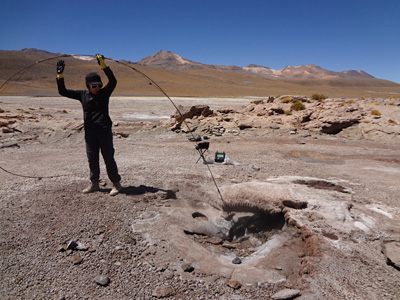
[137,50,375,80]
[0,48,399,98]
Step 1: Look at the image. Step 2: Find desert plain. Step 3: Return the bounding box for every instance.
[0,93,399,300]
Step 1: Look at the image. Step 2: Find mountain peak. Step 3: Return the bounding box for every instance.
[137,50,375,79]
[137,50,205,71]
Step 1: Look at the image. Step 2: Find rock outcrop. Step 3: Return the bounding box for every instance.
[161,96,400,142]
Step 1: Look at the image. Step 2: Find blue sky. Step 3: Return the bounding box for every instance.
[1,0,399,83]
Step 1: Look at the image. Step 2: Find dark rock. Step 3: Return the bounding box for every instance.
[383,241,400,270]
[181,263,194,272]
[232,257,242,264]
[238,123,253,130]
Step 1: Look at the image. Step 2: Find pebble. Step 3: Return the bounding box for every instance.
[226,280,241,289]
[152,287,176,298]
[181,263,194,272]
[232,257,242,264]
[249,164,261,171]
[71,255,82,265]
[94,275,110,287]
[271,288,301,300]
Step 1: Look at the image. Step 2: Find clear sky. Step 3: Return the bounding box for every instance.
[1,0,399,83]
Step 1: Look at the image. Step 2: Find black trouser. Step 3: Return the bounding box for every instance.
[84,127,121,183]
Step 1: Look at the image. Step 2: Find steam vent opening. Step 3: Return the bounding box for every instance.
[186,208,286,258]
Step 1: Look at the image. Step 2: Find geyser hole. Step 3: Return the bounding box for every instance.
[228,211,285,242]
[185,209,286,257]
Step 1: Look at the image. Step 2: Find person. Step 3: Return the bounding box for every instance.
[56,54,122,196]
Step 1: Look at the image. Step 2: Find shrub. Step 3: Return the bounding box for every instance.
[388,119,398,125]
[284,110,292,115]
[311,93,327,100]
[291,101,305,111]
[0,108,4,113]
[280,96,293,103]
[347,99,356,104]
[370,110,381,116]
[360,96,365,100]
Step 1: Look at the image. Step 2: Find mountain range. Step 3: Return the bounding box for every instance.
[137,50,374,80]
[0,48,399,97]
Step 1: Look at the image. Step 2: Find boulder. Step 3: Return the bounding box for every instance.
[383,241,400,270]
[172,105,213,123]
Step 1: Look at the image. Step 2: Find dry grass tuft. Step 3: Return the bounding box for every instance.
[291,101,306,111]
[370,110,382,116]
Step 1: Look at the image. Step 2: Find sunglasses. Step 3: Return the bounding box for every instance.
[90,84,102,89]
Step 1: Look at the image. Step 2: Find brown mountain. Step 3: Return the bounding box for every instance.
[138,51,375,80]
[0,48,399,98]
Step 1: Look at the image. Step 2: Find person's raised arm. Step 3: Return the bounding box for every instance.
[96,54,117,94]
[56,60,82,100]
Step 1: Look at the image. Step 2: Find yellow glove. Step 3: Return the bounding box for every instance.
[96,54,107,69]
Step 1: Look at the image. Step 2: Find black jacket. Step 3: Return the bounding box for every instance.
[57,67,117,129]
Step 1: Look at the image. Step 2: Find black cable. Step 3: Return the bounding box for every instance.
[0,54,70,92]
[0,166,68,179]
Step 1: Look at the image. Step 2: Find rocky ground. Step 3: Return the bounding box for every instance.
[0,96,400,300]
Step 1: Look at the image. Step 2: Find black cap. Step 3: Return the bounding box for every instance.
[85,72,103,86]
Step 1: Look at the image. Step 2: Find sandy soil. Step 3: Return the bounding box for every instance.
[1,96,400,300]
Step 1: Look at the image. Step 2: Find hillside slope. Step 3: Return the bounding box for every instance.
[0,49,399,97]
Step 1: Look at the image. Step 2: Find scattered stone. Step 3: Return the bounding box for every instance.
[152,287,176,298]
[57,244,67,252]
[271,288,301,300]
[172,105,213,123]
[2,127,14,133]
[71,255,82,265]
[123,235,137,245]
[117,132,129,138]
[181,263,194,273]
[382,241,400,270]
[249,164,260,171]
[76,242,89,251]
[66,240,89,251]
[226,280,241,289]
[232,257,242,264]
[94,275,110,287]
[222,242,236,249]
[275,266,283,270]
[88,248,96,253]
[66,240,78,250]
[238,123,253,130]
